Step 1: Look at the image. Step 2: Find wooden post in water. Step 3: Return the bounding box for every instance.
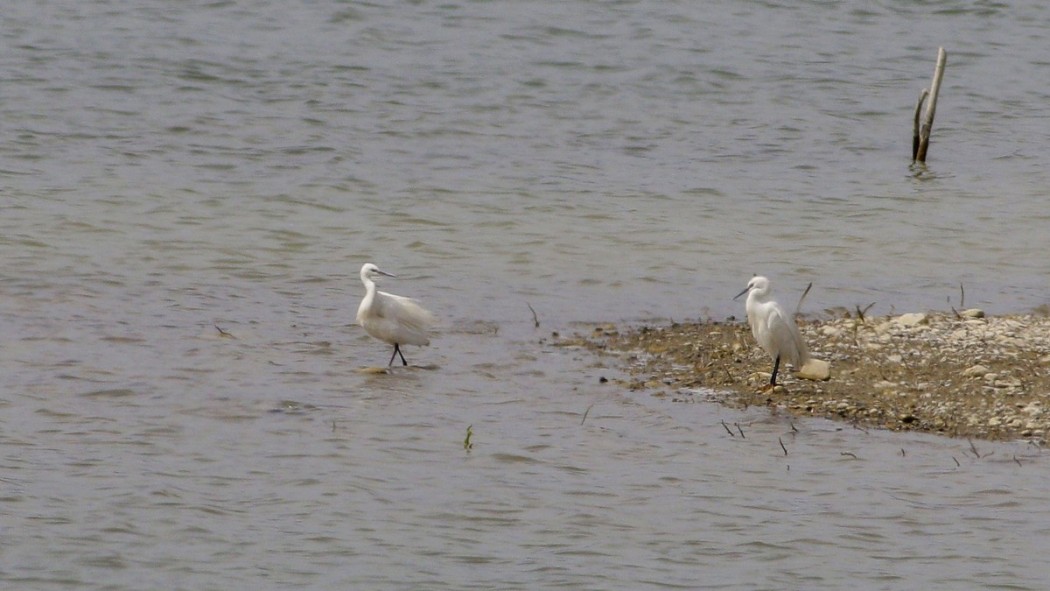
[914,47,947,163]
[912,89,929,161]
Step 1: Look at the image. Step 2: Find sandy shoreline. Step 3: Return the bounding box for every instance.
[563,310,1050,442]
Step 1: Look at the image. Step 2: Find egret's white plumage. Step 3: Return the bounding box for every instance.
[356,263,436,366]
[734,276,809,387]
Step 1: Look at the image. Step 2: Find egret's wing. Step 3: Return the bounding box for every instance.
[765,305,810,367]
[376,291,437,332]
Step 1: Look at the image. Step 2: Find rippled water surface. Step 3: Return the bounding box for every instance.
[3,1,1050,588]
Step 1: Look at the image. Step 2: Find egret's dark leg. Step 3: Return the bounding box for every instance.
[387,345,400,367]
[395,343,408,366]
[770,355,781,386]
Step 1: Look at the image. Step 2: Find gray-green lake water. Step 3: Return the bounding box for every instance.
[2,1,1049,588]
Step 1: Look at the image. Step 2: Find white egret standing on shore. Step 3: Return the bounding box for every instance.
[356,263,436,367]
[734,275,810,388]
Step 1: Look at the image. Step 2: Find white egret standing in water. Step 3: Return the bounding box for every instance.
[734,275,810,388]
[356,263,436,367]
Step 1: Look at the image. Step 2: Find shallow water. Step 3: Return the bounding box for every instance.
[3,0,1050,588]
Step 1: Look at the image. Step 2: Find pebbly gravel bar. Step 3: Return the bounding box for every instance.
[566,310,1050,442]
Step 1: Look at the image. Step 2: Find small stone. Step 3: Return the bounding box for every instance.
[961,308,985,319]
[797,358,830,381]
[874,380,896,390]
[821,325,843,337]
[963,364,989,377]
[749,372,771,384]
[1022,402,1043,417]
[887,354,903,364]
[896,313,928,327]
[988,417,1002,427]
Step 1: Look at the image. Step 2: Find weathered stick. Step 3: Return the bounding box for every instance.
[968,437,980,458]
[721,419,735,437]
[915,47,947,163]
[912,89,929,161]
[580,403,594,425]
[526,302,540,327]
[795,282,813,316]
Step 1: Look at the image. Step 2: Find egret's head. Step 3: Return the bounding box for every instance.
[734,275,770,300]
[361,263,396,282]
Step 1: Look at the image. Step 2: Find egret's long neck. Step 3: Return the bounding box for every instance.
[359,275,378,311]
[746,290,764,307]
[362,276,376,300]
[751,288,771,305]
[357,276,377,325]
[745,290,768,320]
